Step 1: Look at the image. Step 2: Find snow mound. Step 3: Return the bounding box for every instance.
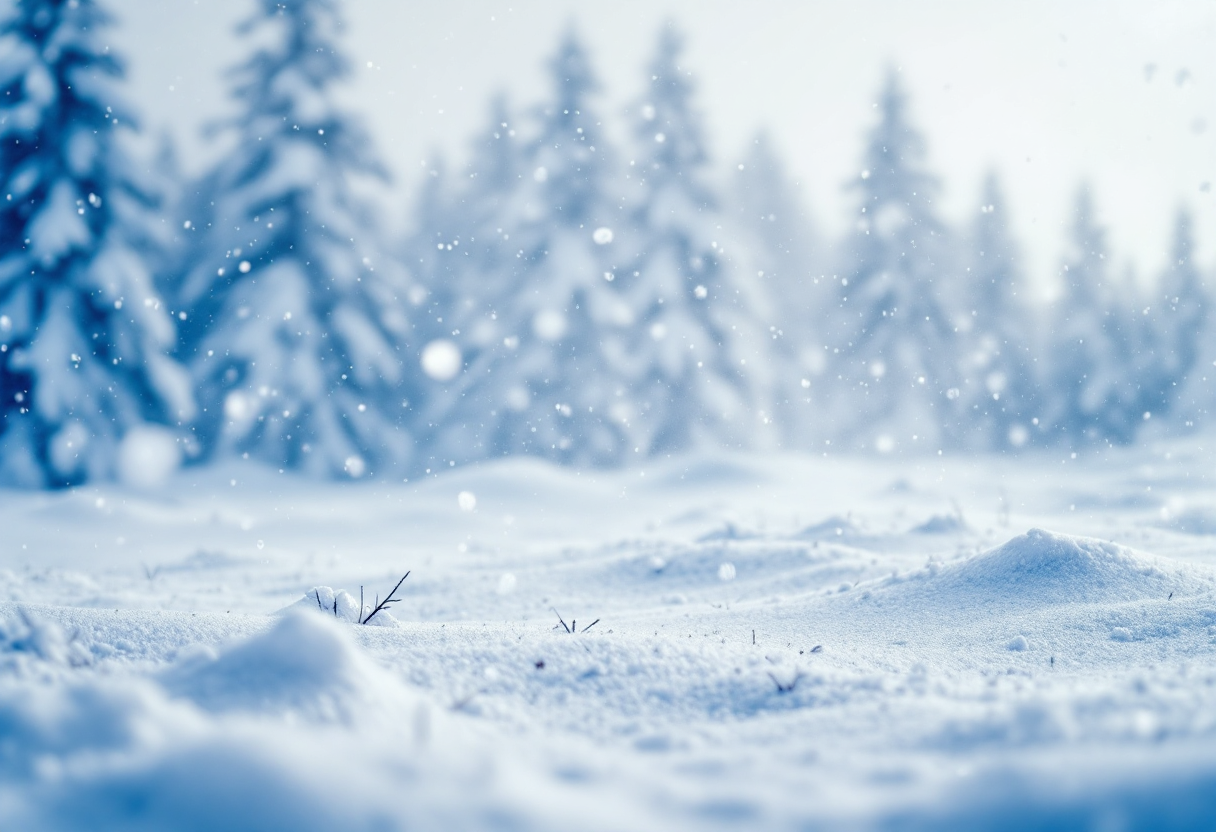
[0,614,602,832]
[657,457,767,487]
[162,612,405,720]
[0,610,91,673]
[933,529,1209,605]
[697,521,761,542]
[796,515,874,543]
[910,513,970,535]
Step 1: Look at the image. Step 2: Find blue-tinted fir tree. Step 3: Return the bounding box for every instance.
[410,97,533,467]
[621,25,768,455]
[423,30,633,467]
[176,0,413,479]
[1045,187,1143,445]
[825,70,957,452]
[0,0,193,487]
[952,173,1039,450]
[1146,208,1208,430]
[731,130,826,448]
[405,150,459,347]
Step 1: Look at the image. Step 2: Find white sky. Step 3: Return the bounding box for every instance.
[113,0,1216,295]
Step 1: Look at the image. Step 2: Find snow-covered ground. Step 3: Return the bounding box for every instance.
[3,441,1216,830]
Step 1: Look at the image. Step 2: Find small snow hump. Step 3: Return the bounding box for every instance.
[910,513,969,535]
[161,611,406,720]
[931,529,1213,606]
[797,515,865,542]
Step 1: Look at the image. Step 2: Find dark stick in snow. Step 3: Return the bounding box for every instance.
[361,572,410,625]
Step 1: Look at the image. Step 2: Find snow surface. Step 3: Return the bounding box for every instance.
[3,442,1216,830]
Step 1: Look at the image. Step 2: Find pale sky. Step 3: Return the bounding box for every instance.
[114,0,1216,295]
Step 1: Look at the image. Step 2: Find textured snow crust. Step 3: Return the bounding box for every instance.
[2,444,1216,829]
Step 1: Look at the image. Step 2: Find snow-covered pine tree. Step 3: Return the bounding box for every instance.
[0,0,193,488]
[405,151,459,346]
[824,69,957,453]
[1140,207,1206,428]
[146,131,190,297]
[176,0,413,479]
[439,95,528,346]
[619,24,769,455]
[421,30,633,467]
[952,172,1039,450]
[732,132,821,342]
[731,130,826,448]
[409,97,531,467]
[1045,186,1143,445]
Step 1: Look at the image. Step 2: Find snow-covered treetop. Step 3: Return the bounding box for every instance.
[1058,186,1111,305]
[0,0,191,487]
[637,25,710,188]
[1,0,140,261]
[459,93,521,203]
[224,0,382,175]
[853,68,940,229]
[970,172,1023,314]
[529,28,612,224]
[174,0,411,479]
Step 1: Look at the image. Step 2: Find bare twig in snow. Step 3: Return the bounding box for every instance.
[360,571,410,625]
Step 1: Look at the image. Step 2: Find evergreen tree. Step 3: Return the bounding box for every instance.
[825,69,957,452]
[0,0,193,487]
[620,24,768,455]
[406,151,459,346]
[732,131,821,340]
[953,173,1039,450]
[1045,186,1142,444]
[422,30,632,467]
[1141,207,1206,425]
[409,99,528,369]
[147,131,190,296]
[410,97,530,466]
[176,0,413,479]
[731,131,826,448]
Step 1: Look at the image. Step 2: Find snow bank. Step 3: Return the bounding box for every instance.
[0,609,92,674]
[909,513,970,535]
[797,514,871,542]
[5,450,1216,830]
[937,528,1210,605]
[162,612,402,719]
[0,612,642,832]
